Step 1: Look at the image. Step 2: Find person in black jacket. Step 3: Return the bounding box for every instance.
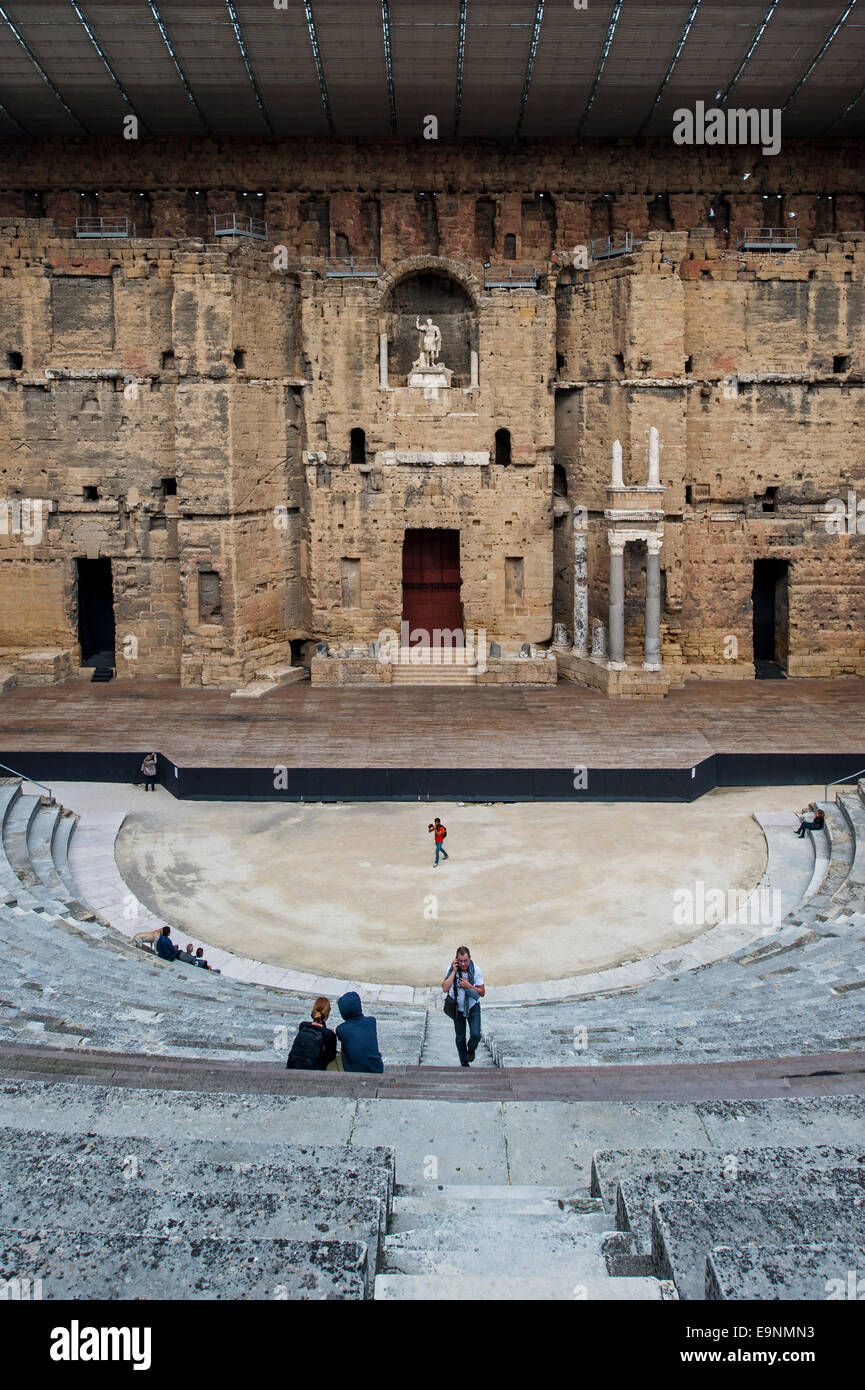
[286,997,337,1071]
[335,991,384,1073]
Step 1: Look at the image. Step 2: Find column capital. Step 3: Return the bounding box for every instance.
[646,533,663,555]
[607,531,627,556]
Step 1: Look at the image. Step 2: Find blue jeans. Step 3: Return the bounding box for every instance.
[435,840,448,864]
[454,1003,481,1065]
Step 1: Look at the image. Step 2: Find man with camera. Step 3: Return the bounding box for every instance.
[429,817,449,866]
[443,946,485,1066]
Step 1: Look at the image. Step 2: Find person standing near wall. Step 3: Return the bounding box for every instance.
[140,752,157,791]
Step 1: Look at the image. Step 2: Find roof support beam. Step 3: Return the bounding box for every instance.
[717,0,779,108]
[636,0,701,137]
[513,0,544,140]
[381,0,397,134]
[225,1,273,136]
[576,0,622,136]
[780,0,858,114]
[69,0,150,135]
[453,0,467,136]
[146,0,212,136]
[303,1,334,135]
[0,2,87,132]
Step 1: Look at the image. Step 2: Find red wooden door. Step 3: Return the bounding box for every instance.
[402,529,463,642]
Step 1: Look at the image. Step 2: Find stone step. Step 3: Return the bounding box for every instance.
[382,1236,612,1278]
[617,1166,865,1254]
[652,1195,865,1300]
[590,1145,865,1209]
[374,1273,673,1300]
[0,1230,369,1299]
[707,1243,865,1301]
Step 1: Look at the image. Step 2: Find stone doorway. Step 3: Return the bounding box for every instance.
[402,528,463,645]
[76,557,116,666]
[752,559,789,678]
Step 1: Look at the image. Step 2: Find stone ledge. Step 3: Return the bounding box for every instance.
[555,649,670,699]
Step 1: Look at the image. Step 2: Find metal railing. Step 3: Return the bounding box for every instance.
[590,232,638,261]
[325,255,380,278]
[824,767,865,802]
[483,262,537,289]
[0,761,53,804]
[213,213,268,241]
[738,227,799,252]
[75,216,135,239]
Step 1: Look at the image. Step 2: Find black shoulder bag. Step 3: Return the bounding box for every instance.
[443,968,457,1019]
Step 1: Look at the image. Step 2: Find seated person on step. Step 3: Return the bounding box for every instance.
[287,996,337,1071]
[333,992,384,1074]
[796,806,826,838]
[155,925,181,962]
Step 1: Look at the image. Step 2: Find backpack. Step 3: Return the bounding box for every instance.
[286,1022,327,1071]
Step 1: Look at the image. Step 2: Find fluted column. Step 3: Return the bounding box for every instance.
[572,525,588,653]
[643,533,662,670]
[607,532,626,667]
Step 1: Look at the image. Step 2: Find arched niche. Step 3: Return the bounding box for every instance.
[381,264,478,389]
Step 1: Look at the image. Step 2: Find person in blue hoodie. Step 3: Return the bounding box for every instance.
[155,926,180,962]
[335,992,384,1073]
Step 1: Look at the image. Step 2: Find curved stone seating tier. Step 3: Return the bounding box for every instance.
[0,780,427,1065]
[591,1141,865,1299]
[482,787,865,1068]
[0,1111,394,1299]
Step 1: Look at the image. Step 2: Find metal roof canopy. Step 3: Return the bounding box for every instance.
[0,0,863,141]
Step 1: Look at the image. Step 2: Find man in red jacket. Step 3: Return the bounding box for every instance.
[429,817,449,866]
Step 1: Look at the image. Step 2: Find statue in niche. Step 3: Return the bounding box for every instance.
[413,316,443,369]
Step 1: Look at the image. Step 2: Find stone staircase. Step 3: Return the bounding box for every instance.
[420,1004,496,1067]
[390,650,478,686]
[375,1183,674,1300]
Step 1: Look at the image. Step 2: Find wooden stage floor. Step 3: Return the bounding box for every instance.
[1,677,863,770]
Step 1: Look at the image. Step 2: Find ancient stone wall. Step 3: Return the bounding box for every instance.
[553,229,865,679]
[0,134,863,689]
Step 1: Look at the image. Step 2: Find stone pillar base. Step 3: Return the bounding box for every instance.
[555,649,671,700]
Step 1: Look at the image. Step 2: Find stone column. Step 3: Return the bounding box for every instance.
[643,533,662,670]
[572,527,588,653]
[607,532,626,667]
[469,347,479,390]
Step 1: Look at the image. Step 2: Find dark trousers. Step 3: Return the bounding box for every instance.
[144,778,156,791]
[454,1003,481,1065]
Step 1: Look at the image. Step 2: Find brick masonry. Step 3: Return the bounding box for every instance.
[0,138,862,688]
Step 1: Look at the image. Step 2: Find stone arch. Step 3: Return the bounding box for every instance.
[379,258,480,389]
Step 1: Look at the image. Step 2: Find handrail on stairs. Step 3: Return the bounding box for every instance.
[0,762,54,805]
[824,768,865,803]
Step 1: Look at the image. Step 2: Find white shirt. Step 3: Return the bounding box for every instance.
[446,961,484,1014]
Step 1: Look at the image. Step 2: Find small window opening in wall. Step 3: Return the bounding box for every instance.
[684,356,693,374]
[495,428,511,466]
[833,354,851,373]
[6,350,22,369]
[503,233,516,260]
[553,464,568,497]
[350,428,366,465]
[614,352,625,374]
[761,487,778,513]
[161,478,177,497]
[556,352,566,372]
[685,484,693,504]
[162,350,175,369]
[198,569,222,622]
[83,485,99,501]
[233,348,246,369]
